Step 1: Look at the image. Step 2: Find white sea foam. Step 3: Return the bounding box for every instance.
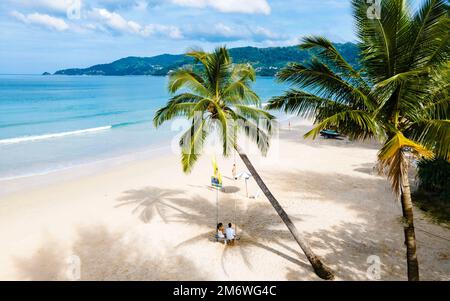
[0,126,112,145]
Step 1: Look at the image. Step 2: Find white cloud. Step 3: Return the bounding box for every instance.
[7,0,74,13]
[171,0,271,14]
[142,24,183,39]
[184,22,285,42]
[89,8,182,38]
[7,2,277,41]
[33,0,71,12]
[252,26,282,40]
[80,8,275,42]
[90,8,136,33]
[11,11,69,31]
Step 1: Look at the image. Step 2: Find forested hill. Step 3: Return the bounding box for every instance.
[53,43,359,77]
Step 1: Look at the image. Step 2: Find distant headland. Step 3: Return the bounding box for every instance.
[52,43,359,77]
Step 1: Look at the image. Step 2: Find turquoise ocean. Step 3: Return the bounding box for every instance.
[0,75,288,181]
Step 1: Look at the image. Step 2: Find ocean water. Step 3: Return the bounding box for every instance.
[0,75,288,180]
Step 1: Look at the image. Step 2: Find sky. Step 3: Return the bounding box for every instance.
[0,0,358,74]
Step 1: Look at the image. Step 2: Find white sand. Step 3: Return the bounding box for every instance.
[0,119,448,280]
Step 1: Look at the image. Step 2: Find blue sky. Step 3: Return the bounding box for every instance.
[0,0,357,74]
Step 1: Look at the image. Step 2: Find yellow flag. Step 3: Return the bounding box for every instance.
[212,156,222,184]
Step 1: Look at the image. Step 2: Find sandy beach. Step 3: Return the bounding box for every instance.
[0,118,449,281]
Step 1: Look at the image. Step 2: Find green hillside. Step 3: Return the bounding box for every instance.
[54,43,359,77]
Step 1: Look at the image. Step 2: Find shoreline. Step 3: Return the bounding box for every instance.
[0,114,296,198]
[0,143,172,198]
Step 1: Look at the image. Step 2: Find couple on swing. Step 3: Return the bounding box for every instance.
[216,222,236,245]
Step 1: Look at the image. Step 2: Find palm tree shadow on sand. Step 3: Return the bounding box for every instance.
[14,225,207,280]
[156,192,313,276]
[263,169,421,280]
[113,172,444,280]
[168,169,404,280]
[116,187,188,223]
[115,185,313,277]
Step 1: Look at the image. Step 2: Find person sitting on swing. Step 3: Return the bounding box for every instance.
[225,223,236,245]
[217,223,225,241]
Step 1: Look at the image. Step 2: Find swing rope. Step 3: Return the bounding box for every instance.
[212,151,240,242]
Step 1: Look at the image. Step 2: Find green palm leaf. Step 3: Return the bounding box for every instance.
[154,46,275,173]
[180,118,207,173]
[304,110,379,140]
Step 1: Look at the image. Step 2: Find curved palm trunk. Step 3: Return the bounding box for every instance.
[236,146,335,280]
[400,172,420,281]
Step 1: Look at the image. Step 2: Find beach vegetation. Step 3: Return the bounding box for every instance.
[267,0,450,281]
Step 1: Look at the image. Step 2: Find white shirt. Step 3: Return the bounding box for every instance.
[217,230,225,238]
[225,227,235,240]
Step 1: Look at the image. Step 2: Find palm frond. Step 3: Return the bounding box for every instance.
[203,47,232,96]
[300,36,368,88]
[304,110,379,140]
[153,93,203,127]
[379,131,434,161]
[422,97,450,120]
[208,100,233,156]
[186,49,208,65]
[223,81,260,105]
[374,68,430,89]
[180,117,208,173]
[266,89,351,120]
[168,69,209,96]
[352,0,392,80]
[277,60,373,110]
[378,131,434,194]
[234,104,275,122]
[407,119,450,160]
[235,114,272,156]
[370,68,431,117]
[231,63,256,82]
[407,0,450,68]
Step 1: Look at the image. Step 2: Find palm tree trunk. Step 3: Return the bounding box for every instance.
[235,146,335,280]
[400,172,420,281]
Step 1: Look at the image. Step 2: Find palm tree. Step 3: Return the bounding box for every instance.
[154,47,335,280]
[266,0,449,281]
